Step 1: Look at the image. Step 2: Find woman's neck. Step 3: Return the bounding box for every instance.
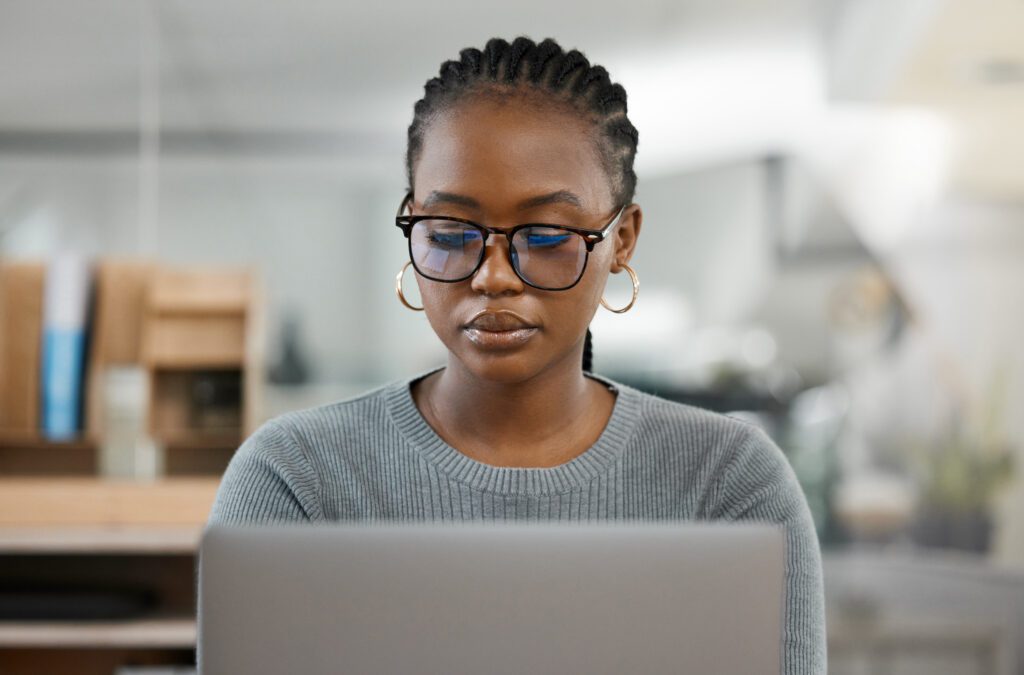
[411,354,616,468]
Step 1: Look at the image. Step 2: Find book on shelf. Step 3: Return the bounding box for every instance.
[1,256,260,478]
[41,253,93,441]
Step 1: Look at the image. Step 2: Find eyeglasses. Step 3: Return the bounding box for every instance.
[394,193,625,291]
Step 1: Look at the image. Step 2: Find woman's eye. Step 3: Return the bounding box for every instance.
[526,231,572,248]
[428,230,479,248]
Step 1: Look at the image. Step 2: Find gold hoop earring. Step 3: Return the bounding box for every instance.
[600,263,639,314]
[395,261,424,311]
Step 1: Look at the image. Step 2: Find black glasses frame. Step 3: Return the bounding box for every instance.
[394,194,626,291]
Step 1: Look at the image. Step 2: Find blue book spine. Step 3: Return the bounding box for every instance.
[40,254,91,441]
[41,328,87,440]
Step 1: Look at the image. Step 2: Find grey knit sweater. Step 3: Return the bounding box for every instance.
[208,366,826,674]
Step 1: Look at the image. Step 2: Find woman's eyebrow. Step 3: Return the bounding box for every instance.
[517,190,582,210]
[421,191,479,209]
[420,189,583,210]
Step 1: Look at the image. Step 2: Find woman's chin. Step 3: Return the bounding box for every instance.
[452,349,544,385]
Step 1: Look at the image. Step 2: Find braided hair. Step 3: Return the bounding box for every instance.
[405,37,639,373]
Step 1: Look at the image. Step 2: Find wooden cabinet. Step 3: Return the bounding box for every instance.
[0,258,260,673]
[142,266,262,476]
[0,478,217,675]
[0,259,263,477]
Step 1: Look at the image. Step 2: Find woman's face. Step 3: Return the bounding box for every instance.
[410,96,642,384]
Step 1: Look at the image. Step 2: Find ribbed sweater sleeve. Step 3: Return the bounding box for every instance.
[703,425,828,674]
[208,420,324,524]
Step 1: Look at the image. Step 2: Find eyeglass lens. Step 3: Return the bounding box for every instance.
[409,219,587,289]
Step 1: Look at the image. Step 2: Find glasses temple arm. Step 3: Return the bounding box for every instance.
[396,191,412,217]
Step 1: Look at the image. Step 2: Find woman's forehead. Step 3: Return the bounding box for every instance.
[413,99,613,212]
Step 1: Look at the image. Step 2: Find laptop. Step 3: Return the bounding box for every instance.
[198,522,784,674]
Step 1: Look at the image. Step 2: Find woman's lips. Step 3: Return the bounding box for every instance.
[462,311,539,350]
[463,326,539,349]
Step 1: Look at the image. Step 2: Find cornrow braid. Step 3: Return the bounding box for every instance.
[583,329,594,373]
[405,36,639,207]
[405,37,639,373]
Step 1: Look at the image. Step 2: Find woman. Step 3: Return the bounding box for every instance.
[209,37,826,673]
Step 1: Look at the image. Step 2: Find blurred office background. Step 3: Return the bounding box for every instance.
[1,1,1024,673]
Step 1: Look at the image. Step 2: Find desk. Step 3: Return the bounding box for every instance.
[824,548,1023,675]
[0,478,217,675]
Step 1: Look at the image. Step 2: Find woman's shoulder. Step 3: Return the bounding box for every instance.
[254,377,404,453]
[245,365,445,459]
[602,375,795,481]
[598,373,768,452]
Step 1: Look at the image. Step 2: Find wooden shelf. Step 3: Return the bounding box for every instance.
[145,357,246,370]
[0,432,96,451]
[0,526,201,554]
[0,430,238,477]
[0,437,99,476]
[156,429,241,450]
[0,478,212,662]
[0,617,195,648]
[0,478,219,527]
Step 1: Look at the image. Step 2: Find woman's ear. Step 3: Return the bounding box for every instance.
[610,204,642,273]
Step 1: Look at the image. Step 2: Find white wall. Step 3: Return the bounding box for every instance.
[1,154,781,387]
[0,155,409,384]
[885,198,1024,564]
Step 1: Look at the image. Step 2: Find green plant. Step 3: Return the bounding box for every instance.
[910,366,1015,513]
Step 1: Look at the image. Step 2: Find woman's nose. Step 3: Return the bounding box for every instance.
[469,236,525,296]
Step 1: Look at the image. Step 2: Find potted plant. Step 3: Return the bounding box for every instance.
[908,372,1015,553]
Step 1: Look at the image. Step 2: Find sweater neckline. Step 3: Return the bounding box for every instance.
[384,365,641,495]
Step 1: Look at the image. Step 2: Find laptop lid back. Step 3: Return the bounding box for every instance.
[199,523,784,674]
